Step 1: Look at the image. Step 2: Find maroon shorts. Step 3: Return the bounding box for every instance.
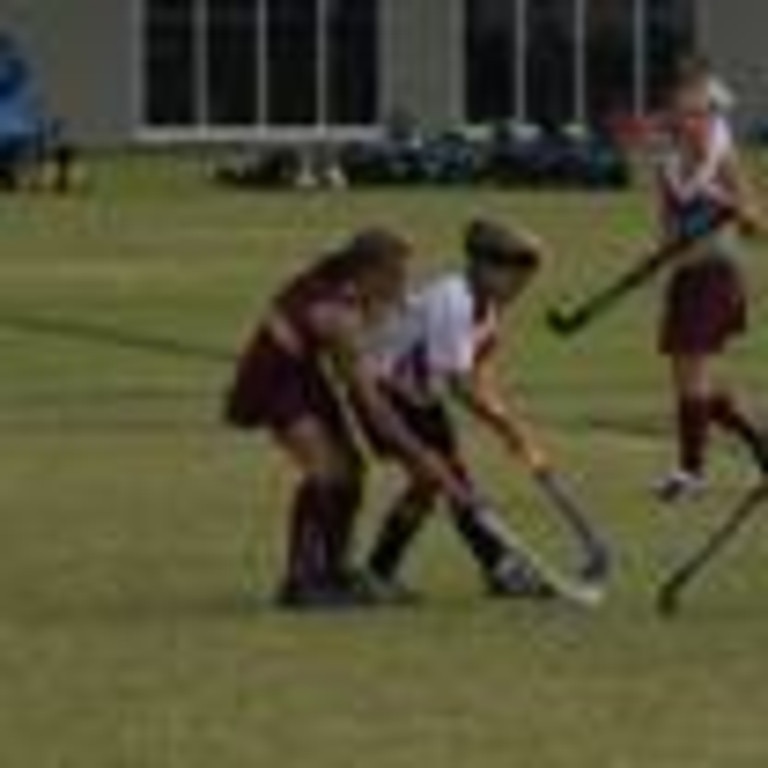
[659,259,747,355]
[224,330,350,437]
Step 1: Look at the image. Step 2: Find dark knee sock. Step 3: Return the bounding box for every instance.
[677,397,710,475]
[367,489,431,580]
[322,478,363,583]
[368,489,432,579]
[285,480,336,589]
[709,392,767,470]
[451,504,513,575]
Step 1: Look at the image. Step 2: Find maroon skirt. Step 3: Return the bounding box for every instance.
[224,330,349,436]
[660,258,747,355]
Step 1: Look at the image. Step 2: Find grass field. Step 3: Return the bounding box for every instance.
[2,155,768,767]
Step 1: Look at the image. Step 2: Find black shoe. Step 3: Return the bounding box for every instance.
[578,545,614,584]
[485,559,557,600]
[357,569,422,606]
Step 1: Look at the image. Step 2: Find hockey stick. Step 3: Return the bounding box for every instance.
[546,206,735,337]
[472,501,606,609]
[0,310,234,363]
[532,469,613,582]
[656,481,768,617]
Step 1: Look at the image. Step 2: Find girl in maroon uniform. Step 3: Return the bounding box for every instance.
[225,228,469,607]
[653,77,766,501]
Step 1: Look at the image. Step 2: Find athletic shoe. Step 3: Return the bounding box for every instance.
[652,469,707,503]
[578,544,614,584]
[356,570,422,606]
[490,556,607,608]
[486,557,557,600]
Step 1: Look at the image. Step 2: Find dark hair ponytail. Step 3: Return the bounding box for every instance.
[465,218,541,271]
[321,227,412,281]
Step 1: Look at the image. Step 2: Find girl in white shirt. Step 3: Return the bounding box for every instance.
[359,220,607,597]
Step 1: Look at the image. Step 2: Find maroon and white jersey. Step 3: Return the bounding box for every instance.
[658,102,733,204]
[657,113,737,263]
[366,273,499,403]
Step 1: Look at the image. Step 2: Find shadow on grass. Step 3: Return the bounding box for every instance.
[8,588,267,629]
[0,312,675,441]
[0,310,234,364]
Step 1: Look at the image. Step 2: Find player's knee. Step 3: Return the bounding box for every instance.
[306,446,364,491]
[403,481,438,513]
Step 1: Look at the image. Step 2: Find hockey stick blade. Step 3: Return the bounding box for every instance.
[478,507,606,609]
[656,482,768,618]
[533,469,614,583]
[545,307,589,336]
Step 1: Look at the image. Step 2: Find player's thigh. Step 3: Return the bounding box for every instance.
[276,416,358,482]
[670,353,715,398]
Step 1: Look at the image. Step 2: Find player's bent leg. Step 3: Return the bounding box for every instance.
[323,444,366,586]
[654,355,712,503]
[364,481,436,602]
[449,500,556,599]
[709,389,768,476]
[273,417,371,609]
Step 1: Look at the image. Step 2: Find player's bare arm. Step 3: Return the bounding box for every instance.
[446,351,549,472]
[718,150,763,236]
[311,302,471,505]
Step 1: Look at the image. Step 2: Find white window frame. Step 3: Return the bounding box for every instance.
[130,0,144,137]
[633,0,648,116]
[574,0,587,124]
[464,0,659,127]
[514,0,527,122]
[133,0,382,144]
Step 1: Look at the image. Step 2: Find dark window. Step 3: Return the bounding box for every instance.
[586,0,635,122]
[465,0,518,122]
[267,0,318,125]
[646,0,696,109]
[326,0,378,124]
[527,0,577,126]
[206,0,259,125]
[145,0,197,125]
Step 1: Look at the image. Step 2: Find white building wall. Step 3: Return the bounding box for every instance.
[4,0,765,145]
[699,0,768,132]
[3,0,135,144]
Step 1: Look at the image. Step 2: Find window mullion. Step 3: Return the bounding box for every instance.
[317,0,328,128]
[574,0,587,124]
[634,0,647,116]
[514,0,527,122]
[193,0,208,127]
[257,0,268,125]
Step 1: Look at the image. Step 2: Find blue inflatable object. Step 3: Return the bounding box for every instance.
[0,33,43,159]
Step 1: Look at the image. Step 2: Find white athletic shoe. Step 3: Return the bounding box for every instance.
[652,469,707,503]
[490,554,605,609]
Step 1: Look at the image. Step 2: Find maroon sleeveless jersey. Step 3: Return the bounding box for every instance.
[270,251,359,356]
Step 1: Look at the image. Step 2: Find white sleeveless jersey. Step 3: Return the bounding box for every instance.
[365,274,498,402]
